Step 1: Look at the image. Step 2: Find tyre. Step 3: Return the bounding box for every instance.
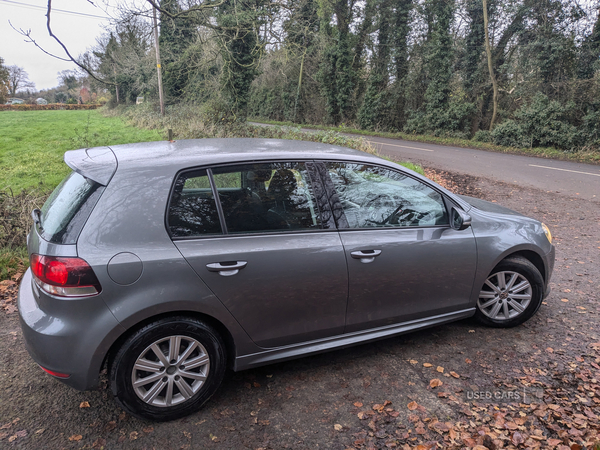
[110,316,226,421]
[475,257,544,328]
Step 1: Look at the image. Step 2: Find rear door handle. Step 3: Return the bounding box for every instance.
[206,261,248,276]
[350,250,382,264]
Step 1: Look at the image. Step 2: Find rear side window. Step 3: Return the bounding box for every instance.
[168,162,322,238]
[39,171,104,244]
[168,170,222,237]
[212,162,321,234]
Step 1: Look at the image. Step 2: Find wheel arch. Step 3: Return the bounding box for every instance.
[102,311,237,374]
[498,249,546,283]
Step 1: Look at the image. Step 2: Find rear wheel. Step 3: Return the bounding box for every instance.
[475,257,544,327]
[110,317,226,421]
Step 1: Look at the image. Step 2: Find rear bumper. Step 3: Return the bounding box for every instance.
[18,269,125,390]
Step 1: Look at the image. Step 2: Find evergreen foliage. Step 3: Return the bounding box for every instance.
[84,0,600,152]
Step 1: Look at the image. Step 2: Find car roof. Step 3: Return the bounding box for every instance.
[111,138,377,166]
[64,138,472,211]
[65,138,383,185]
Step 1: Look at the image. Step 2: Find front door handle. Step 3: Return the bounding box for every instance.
[206,261,248,276]
[350,250,382,264]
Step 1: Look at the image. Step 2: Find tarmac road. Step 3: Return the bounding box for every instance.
[365,136,600,202]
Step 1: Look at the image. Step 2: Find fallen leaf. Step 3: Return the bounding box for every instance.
[69,434,83,441]
[92,438,106,449]
[130,431,139,440]
[429,378,443,389]
[407,401,418,411]
[209,433,218,442]
[423,363,433,368]
[436,366,444,373]
[465,358,472,364]
[143,426,154,433]
[354,402,363,408]
[450,371,460,378]
[334,424,343,431]
[561,298,569,302]
[79,401,90,408]
[409,359,418,365]
[469,330,475,333]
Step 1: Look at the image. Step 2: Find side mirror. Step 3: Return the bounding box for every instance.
[451,207,472,231]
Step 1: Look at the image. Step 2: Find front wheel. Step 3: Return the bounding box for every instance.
[110,316,226,421]
[475,257,544,327]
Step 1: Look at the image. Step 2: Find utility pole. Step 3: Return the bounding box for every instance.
[153,5,165,116]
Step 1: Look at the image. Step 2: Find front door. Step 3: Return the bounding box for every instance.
[321,162,477,332]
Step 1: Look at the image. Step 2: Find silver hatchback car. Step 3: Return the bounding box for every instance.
[18,139,555,421]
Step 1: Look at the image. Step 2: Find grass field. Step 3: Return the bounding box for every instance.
[0,109,164,193]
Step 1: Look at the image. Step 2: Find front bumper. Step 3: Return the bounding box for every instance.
[18,269,125,390]
[543,244,556,298]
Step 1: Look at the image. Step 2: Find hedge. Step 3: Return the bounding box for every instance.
[0,104,102,111]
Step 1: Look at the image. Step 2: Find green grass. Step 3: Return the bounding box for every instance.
[0,109,165,193]
[249,118,600,165]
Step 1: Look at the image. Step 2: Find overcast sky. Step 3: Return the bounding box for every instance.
[0,0,115,91]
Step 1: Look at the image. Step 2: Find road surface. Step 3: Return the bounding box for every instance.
[366,135,599,202]
[251,123,600,202]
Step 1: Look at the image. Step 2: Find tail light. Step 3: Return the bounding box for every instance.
[30,254,102,297]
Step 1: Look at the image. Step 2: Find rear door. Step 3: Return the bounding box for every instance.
[170,162,349,348]
[320,162,477,333]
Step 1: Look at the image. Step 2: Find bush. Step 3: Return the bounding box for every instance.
[404,101,475,138]
[472,130,492,143]
[0,103,101,111]
[515,93,579,149]
[0,189,46,248]
[492,94,580,150]
[491,120,527,148]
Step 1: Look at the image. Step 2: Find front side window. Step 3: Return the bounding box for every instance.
[212,162,321,233]
[325,162,449,229]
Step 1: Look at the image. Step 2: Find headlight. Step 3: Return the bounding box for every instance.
[542,223,552,244]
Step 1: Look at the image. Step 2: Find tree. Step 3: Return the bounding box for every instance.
[0,57,9,103]
[7,65,35,96]
[216,0,268,121]
[159,0,196,100]
[482,0,499,130]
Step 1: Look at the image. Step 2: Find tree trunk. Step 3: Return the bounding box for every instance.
[482,0,498,130]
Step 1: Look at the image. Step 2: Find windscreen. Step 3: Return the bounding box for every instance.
[39,171,104,244]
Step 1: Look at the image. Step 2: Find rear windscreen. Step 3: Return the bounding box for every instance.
[39,171,104,244]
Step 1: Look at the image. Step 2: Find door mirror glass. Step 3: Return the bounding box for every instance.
[451,207,472,231]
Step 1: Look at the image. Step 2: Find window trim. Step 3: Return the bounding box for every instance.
[166,160,333,240]
[314,160,452,231]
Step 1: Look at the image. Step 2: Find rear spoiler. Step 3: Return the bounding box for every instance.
[64,147,117,186]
